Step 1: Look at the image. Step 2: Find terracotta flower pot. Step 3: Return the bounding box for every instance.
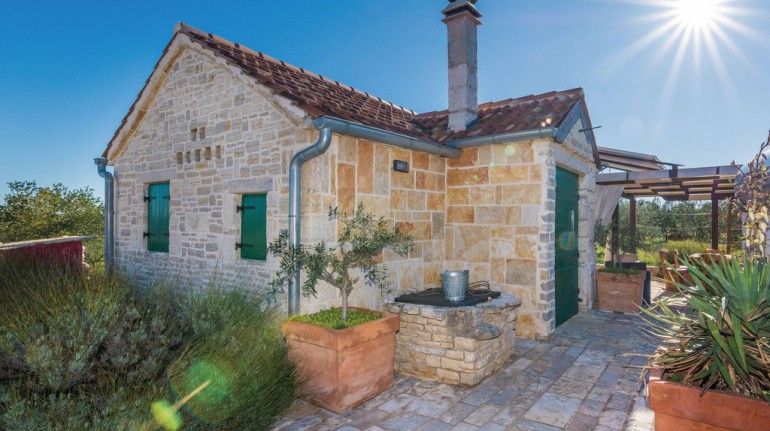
[648,367,770,431]
[281,309,400,414]
[596,271,644,313]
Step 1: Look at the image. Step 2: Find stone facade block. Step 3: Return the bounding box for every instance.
[447,206,475,224]
[447,167,489,186]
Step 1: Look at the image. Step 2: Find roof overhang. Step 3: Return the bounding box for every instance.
[598,146,680,172]
[444,100,602,168]
[597,165,738,201]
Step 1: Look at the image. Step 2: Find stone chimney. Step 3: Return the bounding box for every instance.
[442,0,482,132]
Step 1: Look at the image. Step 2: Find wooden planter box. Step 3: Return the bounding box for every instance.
[281,309,400,414]
[649,367,770,431]
[596,271,644,313]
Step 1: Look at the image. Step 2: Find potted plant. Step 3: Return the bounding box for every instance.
[268,203,413,413]
[644,257,770,430]
[595,265,644,313]
[645,135,770,431]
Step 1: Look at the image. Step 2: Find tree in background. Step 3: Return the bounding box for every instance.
[0,181,104,267]
[615,198,741,253]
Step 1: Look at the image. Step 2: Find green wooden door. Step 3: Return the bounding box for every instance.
[555,168,579,326]
[147,182,170,253]
[240,194,267,260]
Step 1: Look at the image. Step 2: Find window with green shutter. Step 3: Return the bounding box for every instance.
[146,182,170,253]
[238,194,267,260]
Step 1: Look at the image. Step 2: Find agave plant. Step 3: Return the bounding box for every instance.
[642,256,770,400]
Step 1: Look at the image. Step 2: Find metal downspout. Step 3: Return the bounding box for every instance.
[94,158,114,274]
[288,127,332,315]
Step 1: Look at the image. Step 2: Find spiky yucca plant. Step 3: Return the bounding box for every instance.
[643,256,770,400]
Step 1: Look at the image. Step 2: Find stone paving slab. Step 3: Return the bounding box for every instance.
[271,309,658,431]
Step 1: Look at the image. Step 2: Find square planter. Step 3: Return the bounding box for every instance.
[649,367,770,431]
[596,271,644,313]
[281,309,400,414]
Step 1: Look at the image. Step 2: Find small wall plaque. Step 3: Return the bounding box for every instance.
[393,160,409,173]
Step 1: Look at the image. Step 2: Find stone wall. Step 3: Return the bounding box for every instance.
[298,136,448,312]
[443,133,596,339]
[445,140,547,338]
[110,41,306,298]
[383,294,520,386]
[108,35,448,315]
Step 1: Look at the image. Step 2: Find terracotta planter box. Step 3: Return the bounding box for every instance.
[649,368,770,431]
[281,309,400,414]
[596,271,644,313]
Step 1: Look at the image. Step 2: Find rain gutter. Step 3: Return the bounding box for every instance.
[445,127,560,149]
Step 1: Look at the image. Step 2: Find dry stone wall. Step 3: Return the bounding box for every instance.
[383,294,520,386]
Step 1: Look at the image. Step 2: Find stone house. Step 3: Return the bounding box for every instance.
[99,1,600,339]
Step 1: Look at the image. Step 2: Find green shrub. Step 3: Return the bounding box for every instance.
[166,287,298,430]
[97,281,188,387]
[0,257,186,393]
[0,257,297,430]
[0,385,167,431]
[643,256,770,400]
[0,258,130,392]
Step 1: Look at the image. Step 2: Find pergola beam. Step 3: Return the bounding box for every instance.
[597,165,738,202]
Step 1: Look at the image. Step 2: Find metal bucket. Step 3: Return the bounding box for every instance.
[441,270,468,302]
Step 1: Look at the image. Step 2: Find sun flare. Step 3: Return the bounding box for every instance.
[675,0,722,29]
[606,0,760,108]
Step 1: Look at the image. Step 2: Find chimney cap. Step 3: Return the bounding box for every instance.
[442,0,482,19]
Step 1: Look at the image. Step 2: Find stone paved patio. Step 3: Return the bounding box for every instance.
[271,305,660,431]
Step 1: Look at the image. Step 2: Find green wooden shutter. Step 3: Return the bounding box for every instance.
[147,182,170,253]
[240,194,267,260]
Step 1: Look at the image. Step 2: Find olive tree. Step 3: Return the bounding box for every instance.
[268,203,413,321]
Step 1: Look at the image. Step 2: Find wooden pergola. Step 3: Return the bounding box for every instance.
[596,147,739,252]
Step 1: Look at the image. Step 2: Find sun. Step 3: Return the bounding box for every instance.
[605,0,756,103]
[674,0,722,29]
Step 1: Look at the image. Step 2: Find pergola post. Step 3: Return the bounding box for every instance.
[611,204,620,263]
[726,196,734,254]
[629,196,637,253]
[711,196,719,251]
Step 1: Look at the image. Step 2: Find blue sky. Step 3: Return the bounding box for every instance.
[1,0,769,200]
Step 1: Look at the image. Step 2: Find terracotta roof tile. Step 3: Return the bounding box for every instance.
[415,88,585,142]
[104,23,592,157]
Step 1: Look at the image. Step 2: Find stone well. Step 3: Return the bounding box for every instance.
[383,293,520,387]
